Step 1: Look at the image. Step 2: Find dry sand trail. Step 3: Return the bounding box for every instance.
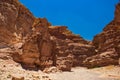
[0,59,120,80]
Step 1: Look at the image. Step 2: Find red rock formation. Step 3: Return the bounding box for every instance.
[115,3,120,22]
[49,26,95,70]
[0,0,55,70]
[83,3,120,68]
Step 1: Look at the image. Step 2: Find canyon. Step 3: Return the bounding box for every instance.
[0,0,120,80]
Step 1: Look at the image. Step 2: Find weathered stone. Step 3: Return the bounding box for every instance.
[115,3,120,22]
[0,0,55,70]
[43,67,60,73]
[13,18,55,70]
[118,58,120,65]
[83,3,120,68]
[49,26,95,68]
[83,50,118,68]
[12,76,24,80]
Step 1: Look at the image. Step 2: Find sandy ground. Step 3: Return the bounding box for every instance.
[48,66,120,80]
[0,59,120,80]
[0,59,51,80]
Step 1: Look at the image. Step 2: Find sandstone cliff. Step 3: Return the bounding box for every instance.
[49,26,95,70]
[83,3,120,68]
[0,0,55,70]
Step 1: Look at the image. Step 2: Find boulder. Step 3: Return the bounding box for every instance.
[12,76,24,80]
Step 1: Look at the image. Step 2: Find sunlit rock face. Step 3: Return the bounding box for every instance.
[83,3,120,68]
[0,0,54,70]
[49,26,95,70]
[115,3,120,22]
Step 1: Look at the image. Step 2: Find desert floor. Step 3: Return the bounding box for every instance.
[0,59,120,80]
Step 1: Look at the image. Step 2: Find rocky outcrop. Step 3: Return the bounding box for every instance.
[0,0,55,70]
[0,0,35,45]
[49,26,95,70]
[14,18,55,70]
[83,3,120,68]
[115,3,120,22]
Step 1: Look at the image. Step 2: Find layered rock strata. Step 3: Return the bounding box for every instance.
[0,0,55,70]
[48,26,96,70]
[83,3,120,68]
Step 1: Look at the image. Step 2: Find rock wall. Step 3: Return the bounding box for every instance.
[83,3,120,68]
[0,0,55,70]
[49,26,95,70]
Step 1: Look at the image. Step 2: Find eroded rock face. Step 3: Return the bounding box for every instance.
[49,26,95,70]
[83,3,120,68]
[12,18,55,70]
[0,0,55,70]
[83,50,118,68]
[0,0,34,45]
[115,3,120,22]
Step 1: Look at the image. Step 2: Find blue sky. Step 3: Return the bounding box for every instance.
[19,0,119,40]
